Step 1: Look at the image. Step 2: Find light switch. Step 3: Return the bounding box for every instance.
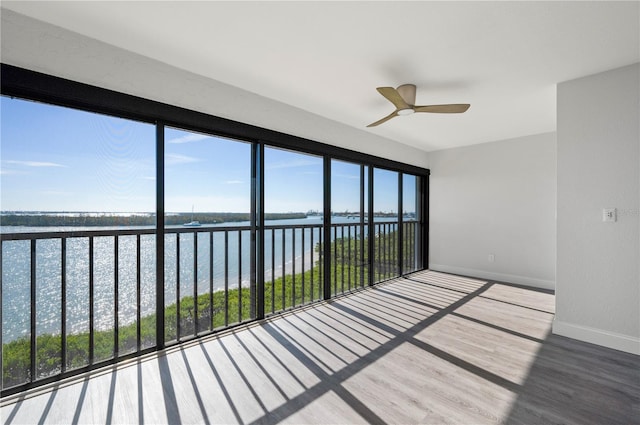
[603,208,617,222]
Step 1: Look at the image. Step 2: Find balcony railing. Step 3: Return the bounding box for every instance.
[0,219,420,396]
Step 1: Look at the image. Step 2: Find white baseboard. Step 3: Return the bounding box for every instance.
[552,319,640,355]
[429,264,555,291]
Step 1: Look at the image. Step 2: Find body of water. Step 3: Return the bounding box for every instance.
[1,216,386,342]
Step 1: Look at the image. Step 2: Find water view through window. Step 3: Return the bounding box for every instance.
[163,127,252,340]
[0,94,424,394]
[265,147,323,312]
[331,160,369,294]
[1,96,156,381]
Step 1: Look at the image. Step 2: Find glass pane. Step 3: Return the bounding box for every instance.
[93,236,115,362]
[1,241,31,388]
[373,168,399,282]
[117,235,138,356]
[164,233,178,342]
[140,235,156,349]
[403,174,420,273]
[66,238,90,370]
[36,239,62,378]
[164,128,251,335]
[0,98,156,215]
[0,96,154,387]
[196,232,211,334]
[331,160,367,295]
[264,147,323,313]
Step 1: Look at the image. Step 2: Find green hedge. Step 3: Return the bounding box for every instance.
[2,264,340,389]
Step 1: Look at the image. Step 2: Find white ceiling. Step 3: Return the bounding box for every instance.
[2,1,639,152]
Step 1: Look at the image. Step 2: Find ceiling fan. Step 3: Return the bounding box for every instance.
[367,84,470,127]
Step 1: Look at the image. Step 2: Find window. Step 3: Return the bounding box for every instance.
[1,96,155,386]
[331,160,369,294]
[373,168,399,281]
[403,173,421,273]
[0,65,428,396]
[264,147,323,312]
[164,128,252,340]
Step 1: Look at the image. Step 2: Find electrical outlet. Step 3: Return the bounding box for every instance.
[488,254,495,262]
[603,208,617,222]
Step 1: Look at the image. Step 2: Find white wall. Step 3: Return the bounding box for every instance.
[428,132,557,289]
[0,9,429,168]
[555,63,640,355]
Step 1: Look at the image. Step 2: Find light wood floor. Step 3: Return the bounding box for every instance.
[1,270,638,424]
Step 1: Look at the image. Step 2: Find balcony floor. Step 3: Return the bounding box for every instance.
[2,270,638,424]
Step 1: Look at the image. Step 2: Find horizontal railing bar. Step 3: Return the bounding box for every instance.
[0,220,415,241]
[265,223,322,229]
[0,228,157,240]
[0,222,411,244]
[0,224,305,241]
[372,219,417,224]
[165,226,250,234]
[0,226,250,240]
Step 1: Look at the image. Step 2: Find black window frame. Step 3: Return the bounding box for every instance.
[0,63,430,397]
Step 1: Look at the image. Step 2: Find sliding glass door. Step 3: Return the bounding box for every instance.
[373,168,399,282]
[263,147,323,314]
[403,173,421,274]
[331,160,369,295]
[163,127,252,341]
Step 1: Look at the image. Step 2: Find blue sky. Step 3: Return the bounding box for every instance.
[1,96,411,214]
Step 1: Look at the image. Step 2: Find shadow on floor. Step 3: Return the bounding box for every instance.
[3,271,638,424]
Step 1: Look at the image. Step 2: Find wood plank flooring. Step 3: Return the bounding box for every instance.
[2,270,638,424]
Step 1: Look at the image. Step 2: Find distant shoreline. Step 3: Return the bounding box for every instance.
[0,212,306,227]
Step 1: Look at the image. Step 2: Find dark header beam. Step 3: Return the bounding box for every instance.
[1,63,429,177]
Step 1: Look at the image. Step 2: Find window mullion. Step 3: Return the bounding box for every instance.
[156,122,165,349]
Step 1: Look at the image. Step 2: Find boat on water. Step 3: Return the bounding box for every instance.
[183,205,201,227]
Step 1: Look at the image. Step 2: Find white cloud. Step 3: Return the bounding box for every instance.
[0,169,25,175]
[165,154,201,165]
[225,180,243,184]
[5,160,66,167]
[167,133,212,144]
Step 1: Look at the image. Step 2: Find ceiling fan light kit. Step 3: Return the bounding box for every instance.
[367,84,470,127]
